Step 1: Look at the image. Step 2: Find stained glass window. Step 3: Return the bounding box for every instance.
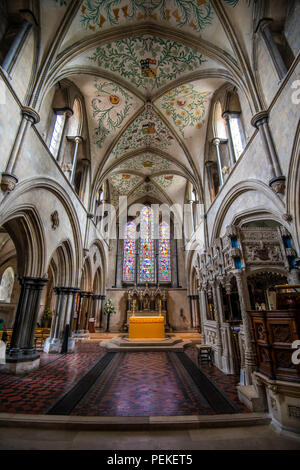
[139,206,155,283]
[159,222,171,282]
[123,222,136,282]
[123,208,172,284]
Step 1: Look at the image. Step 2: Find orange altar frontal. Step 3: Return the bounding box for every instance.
[129,316,165,339]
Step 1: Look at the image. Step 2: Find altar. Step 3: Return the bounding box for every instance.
[129,316,165,339]
[125,284,169,329]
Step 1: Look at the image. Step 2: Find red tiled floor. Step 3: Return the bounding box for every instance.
[185,344,250,413]
[0,342,249,416]
[71,351,214,417]
[0,342,106,414]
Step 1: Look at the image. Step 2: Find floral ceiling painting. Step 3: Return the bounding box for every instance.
[91,80,135,148]
[116,154,172,174]
[81,1,247,33]
[109,173,143,194]
[88,36,207,94]
[111,105,176,158]
[157,83,211,138]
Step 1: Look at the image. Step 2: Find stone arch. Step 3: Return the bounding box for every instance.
[47,240,74,288]
[286,121,300,252]
[88,239,107,294]
[210,179,286,242]
[80,257,92,292]
[1,177,83,286]
[0,206,46,278]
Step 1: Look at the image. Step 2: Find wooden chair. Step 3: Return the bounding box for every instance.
[196,344,213,366]
[34,328,44,350]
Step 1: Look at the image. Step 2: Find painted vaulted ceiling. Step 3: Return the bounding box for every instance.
[41,0,253,206]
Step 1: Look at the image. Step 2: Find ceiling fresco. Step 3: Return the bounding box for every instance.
[111,153,177,176]
[45,0,253,207]
[80,1,247,32]
[91,80,135,148]
[109,173,143,194]
[110,104,184,159]
[156,83,211,138]
[88,36,208,95]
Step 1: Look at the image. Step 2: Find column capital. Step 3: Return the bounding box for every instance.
[21,106,40,125]
[255,17,273,34]
[19,276,48,288]
[75,135,83,144]
[81,158,90,167]
[251,110,269,129]
[211,137,221,146]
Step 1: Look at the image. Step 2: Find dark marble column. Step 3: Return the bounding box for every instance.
[7,276,48,362]
[68,288,80,336]
[99,294,106,329]
[75,291,84,331]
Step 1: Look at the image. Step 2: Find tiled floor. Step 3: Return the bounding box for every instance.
[71,351,214,416]
[185,345,250,413]
[0,342,247,416]
[0,342,105,414]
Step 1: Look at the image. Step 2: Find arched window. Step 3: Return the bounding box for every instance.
[228,114,245,160]
[123,222,136,282]
[158,222,171,283]
[139,206,155,283]
[214,102,227,140]
[122,207,172,284]
[67,98,82,136]
[0,267,14,303]
[49,112,65,158]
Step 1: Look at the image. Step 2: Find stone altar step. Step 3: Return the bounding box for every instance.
[99,335,192,351]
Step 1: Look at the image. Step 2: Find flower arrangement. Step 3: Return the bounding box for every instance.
[103,298,116,332]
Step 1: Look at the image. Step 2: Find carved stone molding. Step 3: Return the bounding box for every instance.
[251,110,269,129]
[269,176,286,195]
[0,172,18,192]
[21,106,40,125]
[50,211,59,230]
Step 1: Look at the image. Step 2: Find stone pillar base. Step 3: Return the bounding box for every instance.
[237,384,267,412]
[252,372,300,435]
[73,330,90,339]
[43,337,75,353]
[0,355,40,374]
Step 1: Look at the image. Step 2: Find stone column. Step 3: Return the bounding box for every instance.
[212,138,224,186]
[75,291,84,331]
[70,136,83,185]
[44,287,75,353]
[234,270,256,385]
[92,294,101,328]
[1,107,40,193]
[6,276,48,372]
[184,200,194,241]
[188,295,193,328]
[257,19,288,80]
[2,20,32,72]
[69,288,80,335]
[99,294,106,330]
[56,108,73,164]
[198,286,207,342]
[251,111,286,194]
[222,112,236,166]
[79,159,90,204]
[210,281,223,368]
